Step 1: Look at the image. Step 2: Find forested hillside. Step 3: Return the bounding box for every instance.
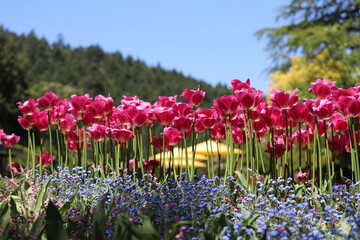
[0,26,230,135]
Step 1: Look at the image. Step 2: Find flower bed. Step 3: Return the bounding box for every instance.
[1,78,360,239]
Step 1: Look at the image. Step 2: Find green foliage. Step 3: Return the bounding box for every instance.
[257,0,360,89]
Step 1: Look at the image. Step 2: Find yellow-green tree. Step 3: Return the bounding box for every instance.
[270,50,346,97]
[257,0,360,91]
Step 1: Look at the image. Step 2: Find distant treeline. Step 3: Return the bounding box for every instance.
[0,25,231,135]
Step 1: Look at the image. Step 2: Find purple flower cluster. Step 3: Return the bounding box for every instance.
[2,169,360,239]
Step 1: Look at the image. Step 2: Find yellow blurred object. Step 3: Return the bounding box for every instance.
[153,147,208,161]
[188,140,243,155]
[162,159,207,168]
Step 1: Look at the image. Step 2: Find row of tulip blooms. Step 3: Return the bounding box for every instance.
[1,78,360,190]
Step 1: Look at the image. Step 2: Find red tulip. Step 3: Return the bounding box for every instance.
[234,88,264,110]
[210,123,226,140]
[307,99,337,120]
[172,116,193,132]
[0,129,4,143]
[289,102,309,123]
[69,94,92,120]
[111,107,131,126]
[36,152,56,167]
[86,101,106,119]
[265,137,287,158]
[154,96,177,107]
[253,120,268,140]
[37,92,61,111]
[308,78,336,99]
[270,89,299,109]
[143,159,160,172]
[8,162,22,175]
[331,113,348,132]
[151,136,170,151]
[292,128,314,147]
[213,95,239,119]
[111,127,134,144]
[52,104,68,123]
[297,171,309,183]
[4,134,20,148]
[328,134,348,155]
[34,111,49,131]
[94,94,113,116]
[59,114,76,134]
[163,127,183,146]
[230,79,251,91]
[154,107,174,126]
[261,106,283,129]
[181,85,205,107]
[232,127,246,145]
[172,102,192,117]
[66,129,88,152]
[17,98,38,115]
[18,116,33,130]
[195,109,218,133]
[125,107,147,127]
[87,123,107,141]
[346,98,360,117]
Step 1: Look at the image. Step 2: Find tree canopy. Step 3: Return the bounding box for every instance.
[257,0,360,90]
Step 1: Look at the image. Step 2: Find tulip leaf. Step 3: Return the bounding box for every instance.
[90,199,106,240]
[45,201,69,240]
[35,178,51,214]
[59,190,78,216]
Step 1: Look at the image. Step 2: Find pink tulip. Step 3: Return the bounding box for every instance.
[17,98,38,115]
[163,127,183,146]
[181,85,205,107]
[289,102,309,123]
[94,94,114,116]
[292,128,314,147]
[151,136,170,151]
[111,128,134,144]
[4,134,20,148]
[37,92,61,111]
[87,123,107,141]
[59,114,76,134]
[270,89,299,110]
[234,88,264,110]
[34,111,49,131]
[213,95,239,119]
[86,101,106,120]
[18,116,33,130]
[69,94,92,119]
[331,113,348,133]
[154,107,174,126]
[230,79,251,91]
[36,152,56,167]
[154,96,177,107]
[297,171,309,183]
[8,162,22,175]
[172,102,192,117]
[210,123,226,140]
[125,107,147,127]
[328,134,348,155]
[143,159,160,172]
[0,129,4,144]
[261,106,283,129]
[265,137,287,158]
[308,78,336,99]
[172,116,193,132]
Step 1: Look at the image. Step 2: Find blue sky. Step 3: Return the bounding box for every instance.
[0,0,289,92]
